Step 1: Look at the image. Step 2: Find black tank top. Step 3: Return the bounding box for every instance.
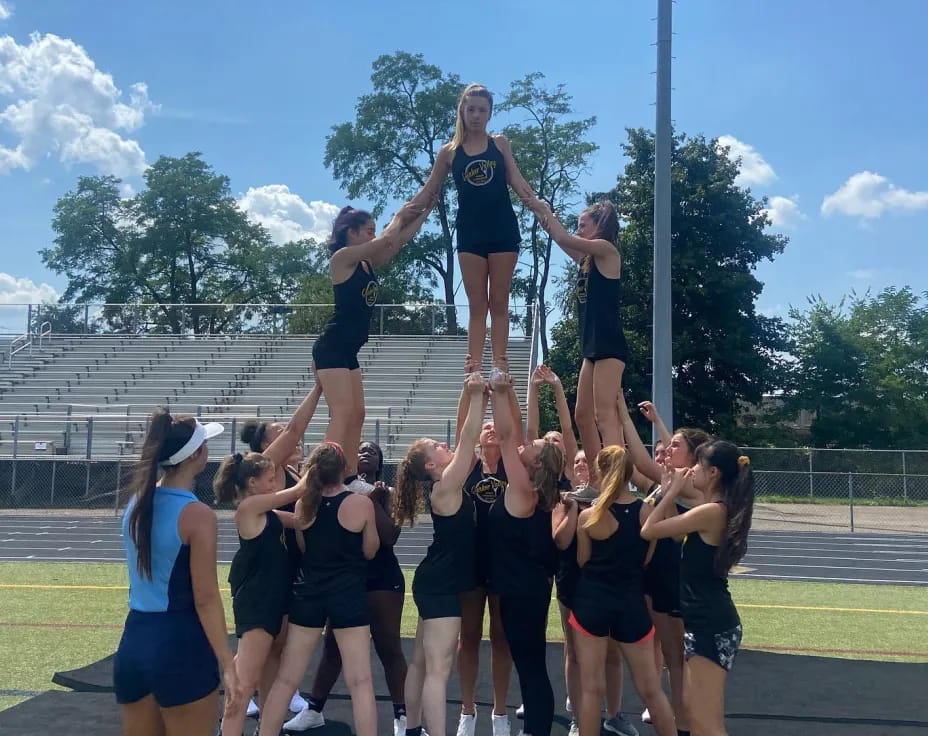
[576,255,627,360]
[319,260,379,347]
[413,492,477,595]
[555,533,580,602]
[680,525,740,631]
[580,500,648,590]
[488,489,557,596]
[465,459,507,533]
[366,496,404,590]
[299,491,366,595]
[451,137,521,249]
[228,511,291,599]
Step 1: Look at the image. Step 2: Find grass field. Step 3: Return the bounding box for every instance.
[0,562,926,712]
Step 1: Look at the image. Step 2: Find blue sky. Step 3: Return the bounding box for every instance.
[1,0,926,333]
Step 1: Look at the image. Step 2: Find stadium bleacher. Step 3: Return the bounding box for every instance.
[0,334,531,460]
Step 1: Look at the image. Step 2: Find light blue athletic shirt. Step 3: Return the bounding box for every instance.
[122,487,199,612]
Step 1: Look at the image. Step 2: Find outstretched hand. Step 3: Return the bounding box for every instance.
[489,370,513,393]
[465,372,486,395]
[638,400,659,424]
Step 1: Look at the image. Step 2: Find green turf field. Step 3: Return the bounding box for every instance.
[0,562,925,712]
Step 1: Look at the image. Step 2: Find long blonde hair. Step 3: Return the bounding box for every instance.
[583,445,633,528]
[449,84,493,151]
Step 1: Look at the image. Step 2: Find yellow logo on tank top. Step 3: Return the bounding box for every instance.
[471,475,505,504]
[361,280,379,307]
[463,159,497,187]
[576,257,591,304]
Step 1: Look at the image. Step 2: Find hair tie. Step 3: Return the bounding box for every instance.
[737,455,750,467]
[233,452,243,465]
[323,441,345,460]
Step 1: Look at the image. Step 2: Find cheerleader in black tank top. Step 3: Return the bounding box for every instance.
[486,371,563,736]
[313,201,432,489]
[570,446,677,736]
[393,374,484,736]
[258,443,381,736]
[528,197,627,462]
[642,440,755,736]
[452,374,514,736]
[412,83,536,370]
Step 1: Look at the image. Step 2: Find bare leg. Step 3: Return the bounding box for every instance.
[619,635,676,736]
[558,603,580,719]
[333,626,377,736]
[487,251,518,369]
[258,624,322,736]
[317,367,357,474]
[684,656,729,736]
[571,627,607,736]
[222,629,273,736]
[458,252,490,369]
[343,368,365,478]
[420,617,462,736]
[592,358,625,449]
[120,694,165,736]
[160,690,220,736]
[605,638,624,718]
[654,611,688,730]
[487,593,513,715]
[457,588,486,715]
[575,360,600,468]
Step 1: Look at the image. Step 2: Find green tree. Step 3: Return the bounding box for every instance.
[324,52,461,330]
[545,128,789,439]
[786,288,928,448]
[42,154,304,334]
[499,73,597,357]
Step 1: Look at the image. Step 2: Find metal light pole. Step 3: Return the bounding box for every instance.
[652,0,674,442]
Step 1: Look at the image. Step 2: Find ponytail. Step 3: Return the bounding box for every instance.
[695,440,756,575]
[128,409,197,579]
[328,206,373,254]
[300,443,346,524]
[582,199,620,245]
[394,439,431,527]
[213,451,274,505]
[584,445,632,528]
[531,441,564,512]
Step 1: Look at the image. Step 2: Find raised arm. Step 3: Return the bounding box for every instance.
[359,496,380,560]
[544,366,578,479]
[410,145,453,208]
[528,198,619,264]
[618,396,663,482]
[237,472,308,520]
[638,401,673,449]
[437,374,487,501]
[489,373,534,505]
[263,383,322,468]
[641,471,724,542]
[552,495,578,551]
[335,200,432,272]
[494,135,535,203]
[525,366,545,441]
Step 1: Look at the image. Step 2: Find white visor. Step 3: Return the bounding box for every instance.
[161,421,224,466]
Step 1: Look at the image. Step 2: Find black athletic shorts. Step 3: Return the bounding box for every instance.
[367,560,406,593]
[312,334,363,371]
[569,589,655,644]
[644,540,682,618]
[413,591,462,620]
[684,624,742,671]
[457,239,520,259]
[289,588,369,630]
[233,591,289,638]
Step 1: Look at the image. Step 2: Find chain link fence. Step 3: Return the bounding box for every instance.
[1,442,926,534]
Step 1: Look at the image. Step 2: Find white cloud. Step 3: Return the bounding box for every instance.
[717,134,777,188]
[0,2,11,21]
[0,272,58,333]
[847,268,876,281]
[238,185,340,245]
[0,32,156,177]
[821,171,928,219]
[763,194,804,229]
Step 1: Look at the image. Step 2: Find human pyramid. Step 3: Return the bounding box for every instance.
[114,84,755,736]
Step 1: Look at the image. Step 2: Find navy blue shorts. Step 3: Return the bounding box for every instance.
[114,610,219,707]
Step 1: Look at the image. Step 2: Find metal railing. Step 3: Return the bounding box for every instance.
[0,302,535,338]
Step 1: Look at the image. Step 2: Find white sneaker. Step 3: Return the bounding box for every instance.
[394,715,406,736]
[246,698,259,717]
[492,713,511,736]
[515,703,524,719]
[283,706,326,731]
[456,712,476,736]
[568,721,580,736]
[289,691,308,713]
[641,708,652,724]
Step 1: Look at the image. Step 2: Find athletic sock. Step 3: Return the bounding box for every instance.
[393,703,407,720]
[406,727,422,736]
[307,695,326,712]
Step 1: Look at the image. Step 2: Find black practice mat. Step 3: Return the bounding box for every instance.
[52,637,928,727]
